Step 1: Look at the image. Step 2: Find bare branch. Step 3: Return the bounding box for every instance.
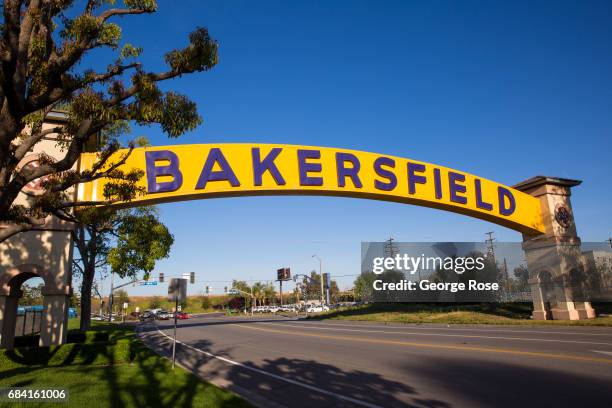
[13,125,63,161]
[99,8,151,21]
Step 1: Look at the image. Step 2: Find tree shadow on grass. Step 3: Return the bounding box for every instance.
[1,324,250,408]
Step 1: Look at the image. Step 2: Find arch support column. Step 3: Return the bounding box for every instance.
[515,176,595,320]
[528,276,550,320]
[0,291,20,350]
[39,287,71,347]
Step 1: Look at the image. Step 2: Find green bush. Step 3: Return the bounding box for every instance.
[201,296,211,310]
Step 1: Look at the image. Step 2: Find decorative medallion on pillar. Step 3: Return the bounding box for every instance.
[554,204,572,229]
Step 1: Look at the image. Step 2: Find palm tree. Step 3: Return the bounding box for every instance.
[252,282,264,307]
[263,283,276,305]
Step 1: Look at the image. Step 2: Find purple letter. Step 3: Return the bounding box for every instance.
[433,168,443,199]
[336,152,362,188]
[498,186,516,216]
[252,148,286,186]
[297,149,323,186]
[407,162,427,195]
[196,148,240,189]
[448,171,467,204]
[145,150,183,193]
[374,157,396,191]
[474,179,493,211]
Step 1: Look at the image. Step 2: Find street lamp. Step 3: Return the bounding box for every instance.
[312,254,324,305]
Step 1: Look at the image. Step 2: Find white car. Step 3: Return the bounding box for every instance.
[268,306,280,313]
[306,305,330,313]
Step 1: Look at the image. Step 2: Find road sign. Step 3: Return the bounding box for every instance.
[228,289,240,295]
[139,281,158,286]
[177,305,182,312]
[277,267,291,281]
[168,278,187,303]
[122,302,128,309]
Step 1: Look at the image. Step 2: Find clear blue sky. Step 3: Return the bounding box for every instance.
[91,0,611,296]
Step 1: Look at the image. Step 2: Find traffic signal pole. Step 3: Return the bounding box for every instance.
[172,296,178,369]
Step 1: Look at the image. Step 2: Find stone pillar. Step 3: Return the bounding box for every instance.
[0,292,20,349]
[574,301,596,319]
[39,288,71,347]
[514,176,595,320]
[528,276,550,320]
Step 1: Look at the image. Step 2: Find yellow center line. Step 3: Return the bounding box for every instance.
[234,323,612,365]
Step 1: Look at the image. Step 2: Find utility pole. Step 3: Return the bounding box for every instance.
[312,255,324,305]
[485,231,496,261]
[384,236,399,258]
[108,271,115,321]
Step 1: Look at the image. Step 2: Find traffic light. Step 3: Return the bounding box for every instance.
[224,286,228,293]
[159,272,164,283]
[205,285,210,294]
[190,272,195,284]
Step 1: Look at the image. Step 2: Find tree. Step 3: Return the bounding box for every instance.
[302,270,322,301]
[354,272,376,301]
[513,264,530,290]
[252,281,264,306]
[115,289,129,307]
[0,1,218,242]
[329,279,340,303]
[263,282,276,305]
[200,296,211,311]
[231,280,253,309]
[72,206,173,330]
[148,295,161,309]
[20,281,44,305]
[107,207,174,280]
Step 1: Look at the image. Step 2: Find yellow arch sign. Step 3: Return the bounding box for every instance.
[78,144,544,234]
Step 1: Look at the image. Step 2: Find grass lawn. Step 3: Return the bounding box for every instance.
[0,322,252,408]
[309,303,612,326]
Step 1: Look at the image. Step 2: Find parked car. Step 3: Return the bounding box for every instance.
[306,305,330,313]
[175,311,189,320]
[268,306,280,313]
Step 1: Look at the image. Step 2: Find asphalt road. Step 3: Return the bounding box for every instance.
[139,314,612,408]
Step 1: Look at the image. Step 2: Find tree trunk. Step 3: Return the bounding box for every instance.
[79,263,95,331]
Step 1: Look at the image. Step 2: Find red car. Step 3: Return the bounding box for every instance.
[175,312,189,320]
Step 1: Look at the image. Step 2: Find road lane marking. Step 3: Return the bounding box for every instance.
[291,320,612,337]
[592,350,612,357]
[234,324,612,365]
[257,322,612,346]
[152,325,384,408]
